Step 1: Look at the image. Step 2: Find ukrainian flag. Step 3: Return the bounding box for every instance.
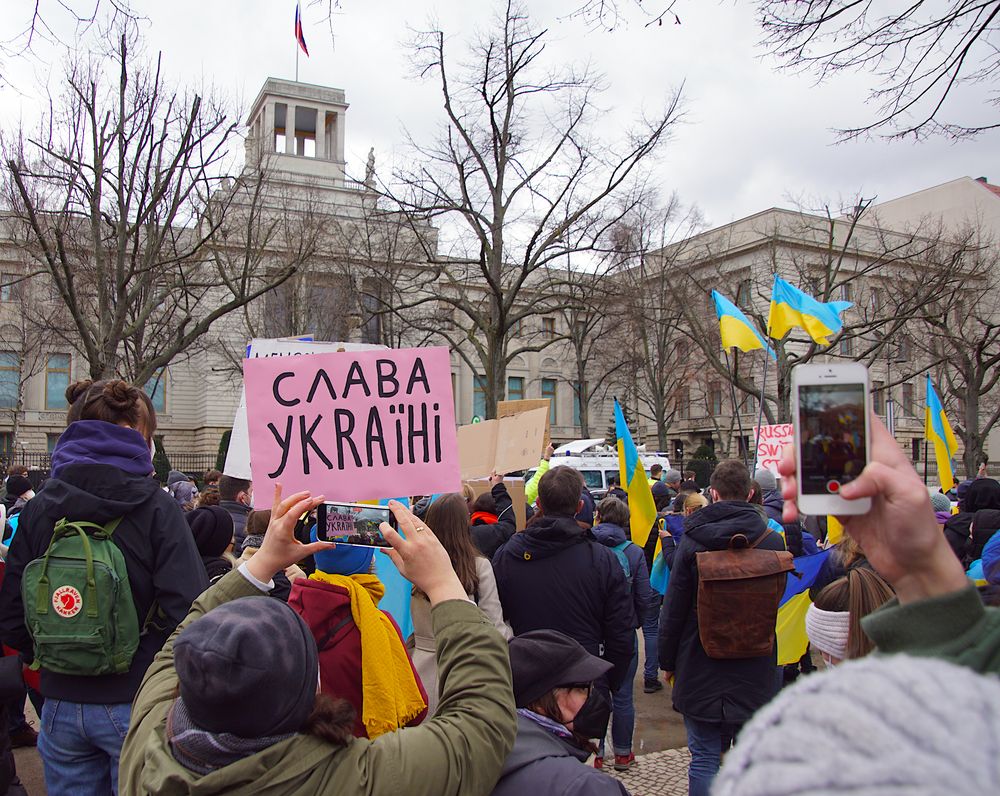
[614,399,659,556]
[768,275,852,345]
[776,548,831,665]
[711,290,777,360]
[926,375,959,493]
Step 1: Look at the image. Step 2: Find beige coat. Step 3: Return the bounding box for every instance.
[411,557,512,715]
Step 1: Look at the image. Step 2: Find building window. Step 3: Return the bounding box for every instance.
[473,375,487,419]
[912,438,921,463]
[0,433,12,458]
[47,433,62,454]
[144,371,167,414]
[542,317,556,338]
[573,381,585,426]
[901,382,914,417]
[840,336,854,356]
[676,387,690,420]
[507,376,524,401]
[45,354,71,410]
[840,282,853,302]
[0,353,18,409]
[869,288,882,313]
[0,273,20,302]
[274,103,288,152]
[872,381,885,415]
[897,335,913,362]
[294,106,317,157]
[736,279,751,309]
[541,378,557,423]
[709,382,723,414]
[360,288,382,345]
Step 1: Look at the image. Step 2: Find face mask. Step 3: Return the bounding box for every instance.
[569,688,611,739]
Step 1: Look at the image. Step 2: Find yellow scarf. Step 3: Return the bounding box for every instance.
[309,571,426,738]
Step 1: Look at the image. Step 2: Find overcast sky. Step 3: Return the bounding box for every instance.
[1,0,996,229]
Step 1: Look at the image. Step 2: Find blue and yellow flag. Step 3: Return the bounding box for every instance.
[776,548,831,665]
[768,275,851,345]
[614,399,659,556]
[711,290,776,360]
[926,375,959,494]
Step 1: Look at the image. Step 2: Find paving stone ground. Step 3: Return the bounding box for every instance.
[604,748,692,795]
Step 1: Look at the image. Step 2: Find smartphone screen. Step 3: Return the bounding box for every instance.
[797,383,867,496]
[316,502,396,548]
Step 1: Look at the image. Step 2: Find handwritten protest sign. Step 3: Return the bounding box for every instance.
[755,423,794,475]
[243,346,460,501]
[457,407,549,480]
[224,338,385,479]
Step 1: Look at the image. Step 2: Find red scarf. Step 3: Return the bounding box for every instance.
[470,511,498,525]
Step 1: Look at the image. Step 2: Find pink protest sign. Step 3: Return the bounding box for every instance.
[243,346,460,502]
[755,423,794,475]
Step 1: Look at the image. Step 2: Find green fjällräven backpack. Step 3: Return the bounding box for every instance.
[21,517,140,676]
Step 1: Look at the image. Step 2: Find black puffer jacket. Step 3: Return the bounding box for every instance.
[658,500,785,723]
[471,483,517,559]
[493,515,634,689]
[491,714,628,796]
[0,465,208,705]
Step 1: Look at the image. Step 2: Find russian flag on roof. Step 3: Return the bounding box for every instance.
[295,2,309,57]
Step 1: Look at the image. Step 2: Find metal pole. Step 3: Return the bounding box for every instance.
[923,439,929,485]
[724,349,749,470]
[296,43,299,82]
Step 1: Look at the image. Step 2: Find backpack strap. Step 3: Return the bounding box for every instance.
[729,530,774,551]
[35,519,101,620]
[316,613,356,651]
[611,540,632,579]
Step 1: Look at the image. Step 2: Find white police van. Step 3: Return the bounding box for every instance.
[525,438,672,498]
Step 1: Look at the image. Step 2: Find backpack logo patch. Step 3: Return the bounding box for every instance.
[52,586,83,618]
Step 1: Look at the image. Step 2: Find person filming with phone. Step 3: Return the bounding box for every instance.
[119,486,517,796]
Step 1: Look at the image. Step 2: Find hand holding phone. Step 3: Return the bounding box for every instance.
[316,502,398,548]
[791,362,872,516]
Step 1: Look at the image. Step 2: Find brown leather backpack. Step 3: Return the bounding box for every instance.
[695,531,795,659]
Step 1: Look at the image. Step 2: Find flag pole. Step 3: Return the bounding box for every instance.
[923,440,929,485]
[296,39,299,82]
[724,349,749,470]
[751,323,773,474]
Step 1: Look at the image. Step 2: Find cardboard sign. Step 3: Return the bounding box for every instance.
[224,338,386,479]
[498,399,551,451]
[457,407,549,480]
[243,346,460,502]
[465,477,527,531]
[755,423,794,475]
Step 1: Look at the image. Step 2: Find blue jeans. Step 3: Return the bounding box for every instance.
[598,642,639,757]
[642,601,661,680]
[38,699,131,796]
[684,715,741,796]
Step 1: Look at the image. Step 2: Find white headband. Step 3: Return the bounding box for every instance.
[805,604,850,661]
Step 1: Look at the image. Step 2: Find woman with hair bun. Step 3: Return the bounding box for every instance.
[0,378,208,796]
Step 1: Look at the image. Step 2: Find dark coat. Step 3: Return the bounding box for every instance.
[493,515,634,689]
[492,714,628,796]
[0,464,207,705]
[219,499,251,549]
[288,577,427,738]
[971,509,1000,562]
[471,483,517,560]
[762,490,784,523]
[658,501,784,723]
[591,522,658,629]
[944,513,973,562]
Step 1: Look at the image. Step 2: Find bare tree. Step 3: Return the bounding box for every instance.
[4,23,301,386]
[915,232,1000,476]
[756,1,1000,139]
[384,1,682,418]
[603,193,701,449]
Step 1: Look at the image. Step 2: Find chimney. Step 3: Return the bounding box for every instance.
[976,176,989,183]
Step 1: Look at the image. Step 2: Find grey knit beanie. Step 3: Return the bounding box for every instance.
[753,468,777,493]
[713,655,1000,796]
[930,492,952,513]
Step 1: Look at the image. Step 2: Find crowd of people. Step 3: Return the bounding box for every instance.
[0,377,997,795]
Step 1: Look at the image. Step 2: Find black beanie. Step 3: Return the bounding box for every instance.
[5,475,31,498]
[508,629,612,707]
[174,597,319,737]
[186,506,234,558]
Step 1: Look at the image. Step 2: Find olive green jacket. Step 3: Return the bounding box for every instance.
[863,583,1000,674]
[119,569,516,795]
